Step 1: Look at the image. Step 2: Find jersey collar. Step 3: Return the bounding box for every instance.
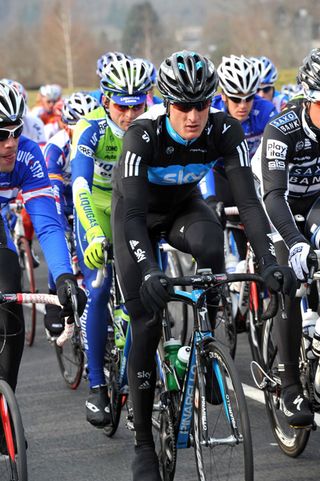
[106,115,125,139]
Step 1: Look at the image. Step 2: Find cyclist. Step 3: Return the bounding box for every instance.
[71,58,152,428]
[111,50,296,481]
[140,59,162,107]
[0,81,87,396]
[43,92,99,336]
[253,47,320,428]
[256,56,288,112]
[30,84,62,125]
[202,54,277,260]
[1,79,46,146]
[89,51,132,104]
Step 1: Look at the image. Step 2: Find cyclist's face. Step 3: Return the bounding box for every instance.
[257,84,274,101]
[42,97,56,113]
[222,93,254,122]
[104,98,145,131]
[0,125,21,172]
[168,103,210,140]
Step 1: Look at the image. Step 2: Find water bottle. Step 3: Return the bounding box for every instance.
[302,309,318,359]
[114,306,125,348]
[175,346,191,381]
[312,316,320,357]
[164,338,181,391]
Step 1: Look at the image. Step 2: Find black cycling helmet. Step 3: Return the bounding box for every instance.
[297,48,320,101]
[157,50,218,103]
[0,81,25,126]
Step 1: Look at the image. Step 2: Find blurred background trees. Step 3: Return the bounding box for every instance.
[0,0,319,88]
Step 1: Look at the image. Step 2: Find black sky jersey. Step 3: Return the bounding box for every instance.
[261,102,320,248]
[113,104,275,273]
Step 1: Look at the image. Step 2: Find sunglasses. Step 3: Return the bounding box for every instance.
[0,121,24,141]
[258,86,274,94]
[110,101,145,112]
[170,100,211,112]
[227,94,255,104]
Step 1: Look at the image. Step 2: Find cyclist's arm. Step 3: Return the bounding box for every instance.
[260,123,305,248]
[220,117,277,266]
[20,142,72,280]
[71,119,102,239]
[118,124,159,275]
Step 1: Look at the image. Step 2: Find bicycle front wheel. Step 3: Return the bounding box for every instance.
[18,237,36,347]
[193,340,253,481]
[262,317,310,457]
[54,326,84,390]
[103,335,123,438]
[0,380,28,481]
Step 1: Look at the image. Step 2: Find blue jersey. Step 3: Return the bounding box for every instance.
[211,94,277,159]
[87,89,103,105]
[1,135,72,280]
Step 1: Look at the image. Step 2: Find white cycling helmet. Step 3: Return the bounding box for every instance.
[0,81,25,125]
[100,58,152,105]
[61,92,99,125]
[218,55,260,96]
[97,51,131,78]
[39,84,62,101]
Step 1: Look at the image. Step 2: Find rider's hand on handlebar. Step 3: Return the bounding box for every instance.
[288,242,318,282]
[261,264,297,299]
[56,273,87,317]
[140,269,173,314]
[84,225,106,269]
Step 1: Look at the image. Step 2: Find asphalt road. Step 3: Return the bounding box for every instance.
[15,250,320,481]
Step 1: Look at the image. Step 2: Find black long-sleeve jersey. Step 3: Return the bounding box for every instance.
[113,104,275,274]
[261,102,320,248]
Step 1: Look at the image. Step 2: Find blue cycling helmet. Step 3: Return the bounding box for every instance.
[259,56,278,85]
[157,50,218,102]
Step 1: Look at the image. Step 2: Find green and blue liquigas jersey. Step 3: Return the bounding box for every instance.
[71,106,124,240]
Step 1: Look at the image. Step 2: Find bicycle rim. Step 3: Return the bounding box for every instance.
[165,251,188,344]
[0,380,28,481]
[54,328,84,389]
[19,238,36,347]
[193,340,253,481]
[262,318,310,457]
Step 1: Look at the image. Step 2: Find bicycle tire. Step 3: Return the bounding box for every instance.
[165,251,188,344]
[193,339,253,481]
[18,237,36,347]
[0,379,28,481]
[262,317,310,457]
[103,334,123,437]
[54,326,84,390]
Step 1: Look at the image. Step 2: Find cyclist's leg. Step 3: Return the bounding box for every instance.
[273,238,313,426]
[168,194,224,325]
[74,213,112,427]
[0,246,24,391]
[112,195,161,480]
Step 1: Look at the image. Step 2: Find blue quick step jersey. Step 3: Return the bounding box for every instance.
[1,135,72,280]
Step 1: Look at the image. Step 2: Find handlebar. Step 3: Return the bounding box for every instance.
[91,239,112,288]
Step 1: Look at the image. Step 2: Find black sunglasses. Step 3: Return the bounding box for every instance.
[258,86,274,94]
[227,94,255,104]
[0,122,24,141]
[170,100,211,112]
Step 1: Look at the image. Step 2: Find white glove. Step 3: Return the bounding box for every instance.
[288,242,311,281]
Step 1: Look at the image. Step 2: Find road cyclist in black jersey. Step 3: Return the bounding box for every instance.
[111,50,296,481]
[252,48,320,429]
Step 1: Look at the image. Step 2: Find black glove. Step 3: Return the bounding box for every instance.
[56,273,87,318]
[261,264,297,299]
[140,269,173,314]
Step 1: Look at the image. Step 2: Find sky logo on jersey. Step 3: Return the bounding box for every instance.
[270,111,300,135]
[148,162,216,185]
